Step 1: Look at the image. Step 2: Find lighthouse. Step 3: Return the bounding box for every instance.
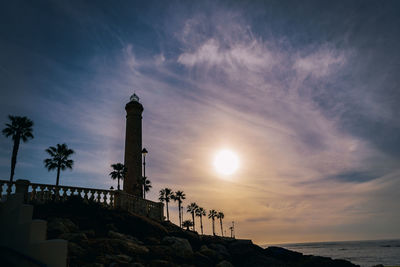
[123,93,144,197]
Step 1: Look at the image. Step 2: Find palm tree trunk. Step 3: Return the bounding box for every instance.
[212,218,215,236]
[192,212,195,231]
[143,189,146,199]
[9,137,20,182]
[220,218,224,237]
[200,215,204,235]
[166,201,169,221]
[56,165,61,186]
[178,202,182,227]
[117,177,120,190]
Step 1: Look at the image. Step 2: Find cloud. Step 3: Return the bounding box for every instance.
[293,47,346,78]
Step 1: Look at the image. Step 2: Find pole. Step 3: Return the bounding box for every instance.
[143,154,146,179]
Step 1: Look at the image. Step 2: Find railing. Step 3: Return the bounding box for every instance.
[1,179,164,221]
[0,179,115,206]
[114,191,164,221]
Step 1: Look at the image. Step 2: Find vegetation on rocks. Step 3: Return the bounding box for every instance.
[32,197,359,267]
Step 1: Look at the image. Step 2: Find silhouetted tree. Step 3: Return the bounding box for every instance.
[196,206,206,235]
[208,209,218,236]
[109,163,127,190]
[182,220,193,231]
[44,143,74,186]
[217,211,225,236]
[2,115,34,182]
[159,188,173,221]
[172,190,186,227]
[141,176,152,199]
[187,202,198,231]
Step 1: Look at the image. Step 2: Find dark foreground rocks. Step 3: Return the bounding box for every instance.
[33,198,359,267]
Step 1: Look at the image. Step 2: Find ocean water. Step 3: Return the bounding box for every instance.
[265,239,400,267]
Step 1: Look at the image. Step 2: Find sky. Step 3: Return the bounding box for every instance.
[1,0,400,244]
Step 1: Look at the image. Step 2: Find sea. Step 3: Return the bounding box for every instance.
[263,239,400,267]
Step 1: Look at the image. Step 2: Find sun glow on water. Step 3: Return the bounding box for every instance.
[214,149,239,175]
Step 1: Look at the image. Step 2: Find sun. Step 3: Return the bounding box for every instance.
[214,149,239,175]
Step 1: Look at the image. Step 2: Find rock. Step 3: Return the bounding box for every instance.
[68,242,86,257]
[108,230,144,245]
[149,260,177,267]
[199,245,219,262]
[264,246,302,260]
[162,236,193,258]
[88,238,149,256]
[110,239,149,255]
[60,232,88,243]
[105,254,133,263]
[191,251,213,266]
[82,264,104,267]
[216,260,234,267]
[149,245,175,261]
[47,217,78,237]
[144,236,161,245]
[82,229,96,238]
[209,243,231,259]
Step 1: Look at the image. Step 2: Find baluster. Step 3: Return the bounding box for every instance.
[89,190,94,201]
[0,181,4,199]
[96,191,101,203]
[38,185,45,202]
[110,192,114,206]
[62,188,68,201]
[31,184,38,202]
[6,182,13,196]
[83,189,89,201]
[76,189,82,199]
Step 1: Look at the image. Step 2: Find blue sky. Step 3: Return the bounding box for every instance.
[1,0,400,244]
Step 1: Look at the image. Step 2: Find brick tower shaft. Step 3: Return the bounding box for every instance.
[123,95,143,197]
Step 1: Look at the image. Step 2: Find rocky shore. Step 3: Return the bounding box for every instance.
[32,197,359,267]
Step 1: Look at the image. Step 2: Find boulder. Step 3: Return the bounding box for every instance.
[47,217,78,237]
[68,241,86,257]
[191,251,213,266]
[60,232,88,243]
[88,238,149,256]
[105,254,133,263]
[108,230,144,245]
[199,245,219,262]
[148,245,175,261]
[216,260,234,267]
[264,246,302,260]
[149,259,177,267]
[209,243,231,259]
[162,236,193,258]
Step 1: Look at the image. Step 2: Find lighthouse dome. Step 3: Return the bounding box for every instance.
[130,93,140,102]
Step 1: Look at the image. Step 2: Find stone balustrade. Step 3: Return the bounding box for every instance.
[0,179,164,221]
[114,190,164,221]
[0,179,115,206]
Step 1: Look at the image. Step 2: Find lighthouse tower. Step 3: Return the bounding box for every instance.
[123,93,143,197]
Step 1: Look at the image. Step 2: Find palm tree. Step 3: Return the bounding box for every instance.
[182,220,193,231]
[159,188,173,221]
[217,211,225,236]
[208,209,218,236]
[142,176,152,199]
[44,143,74,186]
[187,202,198,232]
[2,115,34,182]
[171,190,186,228]
[195,207,206,235]
[109,163,127,190]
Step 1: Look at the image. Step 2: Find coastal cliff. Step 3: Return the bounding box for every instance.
[32,197,358,267]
